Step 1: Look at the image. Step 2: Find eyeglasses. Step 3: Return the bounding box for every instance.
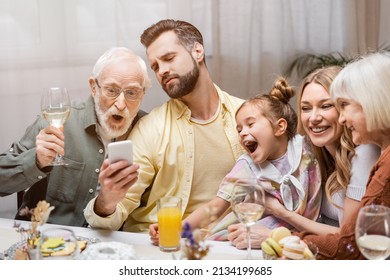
[95,79,144,101]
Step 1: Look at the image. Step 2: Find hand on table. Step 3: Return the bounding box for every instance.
[227,223,271,249]
[149,223,159,246]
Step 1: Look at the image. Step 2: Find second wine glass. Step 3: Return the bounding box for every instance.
[231,178,265,259]
[41,87,71,166]
[355,204,390,260]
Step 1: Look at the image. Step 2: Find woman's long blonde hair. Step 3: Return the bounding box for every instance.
[297,66,355,208]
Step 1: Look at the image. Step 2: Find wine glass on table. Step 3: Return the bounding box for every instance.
[41,87,71,165]
[231,178,266,259]
[355,204,390,260]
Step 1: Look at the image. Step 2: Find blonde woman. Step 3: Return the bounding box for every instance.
[228,66,380,249]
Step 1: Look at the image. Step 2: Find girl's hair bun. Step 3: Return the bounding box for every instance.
[269,77,295,104]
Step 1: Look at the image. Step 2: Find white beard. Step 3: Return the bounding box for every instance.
[94,92,136,139]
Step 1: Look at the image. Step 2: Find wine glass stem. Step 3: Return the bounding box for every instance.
[246,225,252,260]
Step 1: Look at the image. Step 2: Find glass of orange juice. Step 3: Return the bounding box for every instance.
[157,196,182,252]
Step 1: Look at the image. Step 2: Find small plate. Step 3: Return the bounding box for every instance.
[4,236,100,260]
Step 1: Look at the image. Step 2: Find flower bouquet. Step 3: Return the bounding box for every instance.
[13,200,55,259]
[181,222,210,260]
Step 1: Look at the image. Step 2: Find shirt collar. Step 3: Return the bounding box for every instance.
[84,95,99,130]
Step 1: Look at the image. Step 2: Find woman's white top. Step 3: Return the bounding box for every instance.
[320,144,381,226]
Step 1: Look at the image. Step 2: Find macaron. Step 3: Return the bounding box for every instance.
[270,227,291,242]
[282,242,305,260]
[278,235,300,247]
[261,238,283,257]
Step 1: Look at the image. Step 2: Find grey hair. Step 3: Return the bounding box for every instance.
[331,51,390,131]
[92,47,151,89]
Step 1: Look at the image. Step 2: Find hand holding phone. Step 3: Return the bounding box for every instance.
[107,140,133,164]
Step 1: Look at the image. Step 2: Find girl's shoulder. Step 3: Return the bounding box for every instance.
[297,135,316,155]
[294,135,318,166]
[288,134,314,156]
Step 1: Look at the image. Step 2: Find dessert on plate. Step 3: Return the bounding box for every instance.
[261,226,317,260]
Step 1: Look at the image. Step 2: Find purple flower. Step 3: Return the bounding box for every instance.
[181,222,195,245]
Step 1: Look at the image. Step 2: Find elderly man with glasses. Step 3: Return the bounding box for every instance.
[0,47,151,227]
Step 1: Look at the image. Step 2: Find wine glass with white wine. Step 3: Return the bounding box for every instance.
[41,87,71,165]
[355,204,390,260]
[231,178,266,259]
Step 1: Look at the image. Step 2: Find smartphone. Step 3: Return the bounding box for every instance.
[107,140,133,164]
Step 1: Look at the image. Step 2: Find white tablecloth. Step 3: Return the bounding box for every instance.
[0,218,262,260]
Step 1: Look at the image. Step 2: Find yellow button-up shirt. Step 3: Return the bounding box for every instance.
[84,84,244,232]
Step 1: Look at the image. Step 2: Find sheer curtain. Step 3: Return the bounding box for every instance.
[0,0,213,149]
[212,0,383,100]
[0,0,388,218]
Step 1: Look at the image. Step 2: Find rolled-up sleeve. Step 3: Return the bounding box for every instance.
[83,197,130,230]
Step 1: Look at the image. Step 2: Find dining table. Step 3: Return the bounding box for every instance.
[0,217,262,260]
[1,219,384,280]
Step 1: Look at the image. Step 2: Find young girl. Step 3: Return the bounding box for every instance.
[149,77,322,244]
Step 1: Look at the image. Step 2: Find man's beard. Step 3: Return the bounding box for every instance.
[161,58,199,99]
[94,92,136,139]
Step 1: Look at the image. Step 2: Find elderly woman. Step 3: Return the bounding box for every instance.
[299,52,390,259]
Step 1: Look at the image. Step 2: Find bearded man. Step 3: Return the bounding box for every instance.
[0,47,150,227]
[84,19,245,232]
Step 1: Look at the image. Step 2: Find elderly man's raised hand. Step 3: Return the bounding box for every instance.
[35,125,65,169]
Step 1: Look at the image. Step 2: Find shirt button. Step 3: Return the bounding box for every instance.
[88,188,94,194]
[99,149,104,154]
[95,168,100,173]
[9,148,14,152]
[38,175,43,180]
[188,129,192,134]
